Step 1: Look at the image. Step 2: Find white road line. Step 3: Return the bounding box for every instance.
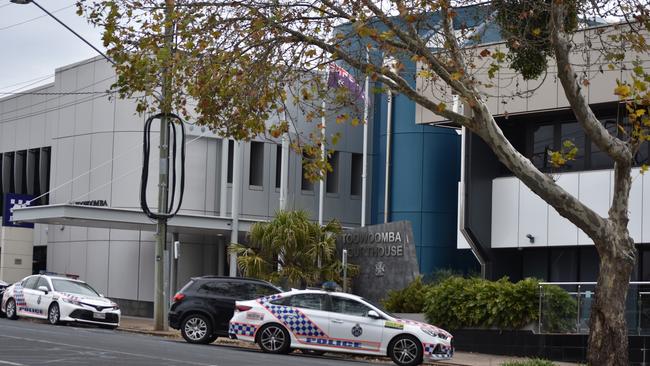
[0,360,25,366]
[0,335,217,366]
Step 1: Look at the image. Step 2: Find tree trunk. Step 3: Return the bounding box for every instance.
[587,235,636,366]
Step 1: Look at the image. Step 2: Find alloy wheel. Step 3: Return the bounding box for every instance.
[48,304,60,325]
[393,338,419,365]
[6,299,16,319]
[184,317,208,341]
[260,325,286,352]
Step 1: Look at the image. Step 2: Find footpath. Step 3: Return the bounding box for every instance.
[119,316,581,366]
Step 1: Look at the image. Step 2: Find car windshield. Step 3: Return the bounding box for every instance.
[51,279,99,297]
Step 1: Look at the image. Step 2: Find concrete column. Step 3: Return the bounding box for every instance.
[0,226,34,283]
[217,236,226,276]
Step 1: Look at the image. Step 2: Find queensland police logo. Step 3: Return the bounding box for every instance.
[374,261,386,277]
[351,324,363,337]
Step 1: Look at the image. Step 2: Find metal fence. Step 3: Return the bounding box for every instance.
[538,281,650,334]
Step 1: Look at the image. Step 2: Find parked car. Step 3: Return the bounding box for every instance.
[229,288,453,366]
[1,274,120,328]
[169,276,281,344]
[0,280,8,318]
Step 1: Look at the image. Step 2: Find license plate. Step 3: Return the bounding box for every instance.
[93,312,106,320]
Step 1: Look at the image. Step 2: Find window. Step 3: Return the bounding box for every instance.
[331,296,372,317]
[531,125,554,170]
[198,281,236,297]
[249,141,264,187]
[22,276,38,289]
[275,145,282,189]
[246,283,280,299]
[350,153,362,196]
[227,140,234,184]
[286,294,328,311]
[301,152,314,191]
[326,151,339,194]
[36,277,51,292]
[51,279,99,296]
[559,122,585,171]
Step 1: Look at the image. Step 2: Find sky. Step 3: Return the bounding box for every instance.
[0,0,105,94]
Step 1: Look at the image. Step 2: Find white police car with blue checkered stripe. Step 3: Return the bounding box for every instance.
[229,289,453,366]
[1,274,120,328]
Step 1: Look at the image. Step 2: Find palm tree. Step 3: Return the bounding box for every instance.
[229,210,355,288]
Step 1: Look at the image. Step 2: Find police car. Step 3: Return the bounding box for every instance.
[228,287,453,366]
[1,274,120,328]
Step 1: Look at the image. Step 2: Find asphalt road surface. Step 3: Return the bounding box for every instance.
[0,318,374,366]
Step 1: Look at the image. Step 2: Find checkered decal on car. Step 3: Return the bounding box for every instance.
[259,301,326,337]
[424,343,435,355]
[229,322,257,337]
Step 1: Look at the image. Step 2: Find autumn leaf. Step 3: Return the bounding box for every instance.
[614,84,631,98]
[436,103,447,113]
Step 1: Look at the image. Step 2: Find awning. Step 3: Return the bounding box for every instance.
[10,204,263,236]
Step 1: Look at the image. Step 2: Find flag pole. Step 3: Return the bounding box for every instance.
[361,50,370,227]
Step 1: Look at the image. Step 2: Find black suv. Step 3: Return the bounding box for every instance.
[169,276,281,344]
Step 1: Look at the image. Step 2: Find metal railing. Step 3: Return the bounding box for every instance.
[537,281,650,334]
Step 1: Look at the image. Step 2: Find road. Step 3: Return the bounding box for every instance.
[0,318,374,366]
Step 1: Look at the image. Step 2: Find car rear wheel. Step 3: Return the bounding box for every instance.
[181,314,213,344]
[258,323,291,354]
[388,335,423,366]
[48,303,61,325]
[5,298,17,320]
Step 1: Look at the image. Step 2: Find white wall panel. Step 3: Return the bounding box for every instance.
[85,241,109,295]
[518,184,548,247]
[137,241,154,301]
[68,242,87,280]
[491,177,519,248]
[642,172,650,243]
[548,173,579,246]
[180,139,208,213]
[578,170,611,244]
[107,241,139,300]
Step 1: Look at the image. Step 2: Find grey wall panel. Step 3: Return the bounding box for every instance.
[71,135,91,202]
[26,149,38,195]
[52,138,74,203]
[108,241,140,300]
[13,150,26,194]
[2,153,12,193]
[241,142,270,218]
[38,147,50,204]
[29,94,47,149]
[50,242,71,274]
[57,68,78,139]
[109,229,139,241]
[0,98,17,152]
[15,98,31,149]
[74,62,95,136]
[89,133,113,205]
[176,243,205,287]
[202,244,217,276]
[68,242,88,279]
[88,228,110,241]
[111,132,147,209]
[85,241,109,295]
[114,98,143,132]
[181,139,209,213]
[205,140,218,215]
[137,241,154,301]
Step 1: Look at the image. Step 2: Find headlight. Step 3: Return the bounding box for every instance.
[420,327,448,340]
[63,297,82,306]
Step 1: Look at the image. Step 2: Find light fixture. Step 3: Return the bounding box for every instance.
[526,234,535,244]
[10,0,32,4]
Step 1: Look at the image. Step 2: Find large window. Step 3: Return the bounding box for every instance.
[275,145,282,189]
[331,296,372,317]
[301,152,314,191]
[350,153,362,196]
[326,151,339,194]
[249,141,264,187]
[227,140,234,184]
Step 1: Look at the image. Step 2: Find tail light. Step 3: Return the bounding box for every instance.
[236,305,252,312]
[172,293,185,303]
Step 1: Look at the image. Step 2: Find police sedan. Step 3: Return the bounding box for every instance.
[229,288,453,366]
[1,274,120,328]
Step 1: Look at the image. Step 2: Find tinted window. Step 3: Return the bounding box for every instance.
[287,294,328,311]
[331,297,372,317]
[36,277,51,291]
[246,283,279,299]
[559,122,585,171]
[197,281,237,297]
[22,276,39,289]
[531,124,554,170]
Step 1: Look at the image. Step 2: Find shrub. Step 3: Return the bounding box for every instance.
[501,359,557,366]
[382,276,431,313]
[423,276,577,331]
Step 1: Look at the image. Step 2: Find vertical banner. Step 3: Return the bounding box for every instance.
[2,193,34,228]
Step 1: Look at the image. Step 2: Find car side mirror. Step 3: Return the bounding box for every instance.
[37,286,49,294]
[367,310,381,319]
[99,294,105,297]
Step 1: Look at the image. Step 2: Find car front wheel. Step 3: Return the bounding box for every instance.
[48,303,61,325]
[258,323,291,354]
[5,298,17,320]
[388,335,423,366]
[181,314,213,344]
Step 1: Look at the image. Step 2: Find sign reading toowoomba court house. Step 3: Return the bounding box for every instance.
[337,221,419,302]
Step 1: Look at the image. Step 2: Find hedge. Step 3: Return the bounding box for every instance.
[382,276,576,332]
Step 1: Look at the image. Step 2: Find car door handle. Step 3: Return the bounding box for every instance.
[331,319,344,324]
